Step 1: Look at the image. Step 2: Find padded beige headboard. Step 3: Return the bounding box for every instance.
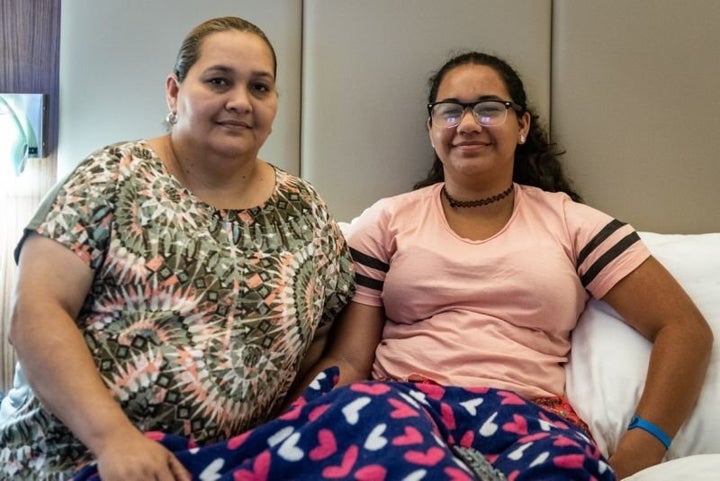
[552,0,720,234]
[59,0,720,233]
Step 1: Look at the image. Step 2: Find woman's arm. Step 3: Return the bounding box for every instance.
[601,256,713,479]
[10,234,190,481]
[284,300,385,402]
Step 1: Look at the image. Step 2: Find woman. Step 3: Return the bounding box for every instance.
[69,52,711,480]
[242,52,709,480]
[0,17,354,481]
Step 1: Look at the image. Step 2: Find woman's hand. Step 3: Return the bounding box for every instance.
[11,235,190,480]
[94,428,191,481]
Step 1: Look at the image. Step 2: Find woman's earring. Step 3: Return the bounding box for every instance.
[166,112,178,125]
[519,134,526,144]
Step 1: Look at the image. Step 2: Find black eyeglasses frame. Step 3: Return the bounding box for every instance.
[427,99,525,128]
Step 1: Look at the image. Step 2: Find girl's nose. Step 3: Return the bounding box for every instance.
[456,108,482,132]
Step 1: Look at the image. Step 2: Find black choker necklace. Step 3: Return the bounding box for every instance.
[442,184,514,208]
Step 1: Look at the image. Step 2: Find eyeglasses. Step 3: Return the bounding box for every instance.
[427,99,524,128]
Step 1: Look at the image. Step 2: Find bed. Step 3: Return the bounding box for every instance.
[566,231,720,480]
[11,229,719,481]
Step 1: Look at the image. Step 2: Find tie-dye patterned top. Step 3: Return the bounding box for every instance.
[0,140,355,479]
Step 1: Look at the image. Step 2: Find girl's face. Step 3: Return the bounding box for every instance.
[428,64,530,183]
[167,30,278,160]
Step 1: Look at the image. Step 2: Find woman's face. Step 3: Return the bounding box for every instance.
[428,64,530,183]
[167,30,278,160]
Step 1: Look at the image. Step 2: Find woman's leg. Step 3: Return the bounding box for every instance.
[73,369,481,481]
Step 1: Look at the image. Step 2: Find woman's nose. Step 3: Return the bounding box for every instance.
[227,86,252,112]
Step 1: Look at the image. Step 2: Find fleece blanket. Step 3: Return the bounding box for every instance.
[73,367,611,480]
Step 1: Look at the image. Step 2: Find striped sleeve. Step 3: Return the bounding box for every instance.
[571,210,651,299]
[344,200,395,307]
[349,247,389,292]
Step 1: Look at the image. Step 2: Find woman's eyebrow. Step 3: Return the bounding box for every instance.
[203,65,274,81]
[204,65,233,73]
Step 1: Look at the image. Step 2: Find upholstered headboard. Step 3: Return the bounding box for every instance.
[59,0,720,232]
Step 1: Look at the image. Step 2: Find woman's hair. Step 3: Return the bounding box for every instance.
[414,51,581,202]
[173,16,277,82]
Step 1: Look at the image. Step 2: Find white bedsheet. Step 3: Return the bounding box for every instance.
[625,454,720,480]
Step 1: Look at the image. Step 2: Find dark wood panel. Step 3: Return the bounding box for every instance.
[1,0,60,156]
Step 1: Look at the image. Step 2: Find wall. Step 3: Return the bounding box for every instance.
[0,0,60,392]
[58,0,302,176]
[56,0,720,232]
[552,0,720,233]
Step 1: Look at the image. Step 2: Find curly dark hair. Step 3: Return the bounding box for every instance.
[414,51,581,202]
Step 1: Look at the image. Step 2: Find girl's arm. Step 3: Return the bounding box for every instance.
[602,256,712,479]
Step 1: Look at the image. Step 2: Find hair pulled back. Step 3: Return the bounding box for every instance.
[173,16,277,82]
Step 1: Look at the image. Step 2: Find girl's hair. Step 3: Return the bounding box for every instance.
[414,51,581,202]
[173,16,277,82]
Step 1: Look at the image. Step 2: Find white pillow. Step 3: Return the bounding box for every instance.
[566,232,720,459]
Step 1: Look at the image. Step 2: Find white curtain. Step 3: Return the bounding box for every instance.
[0,157,55,393]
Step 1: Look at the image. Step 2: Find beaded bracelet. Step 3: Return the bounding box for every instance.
[628,414,672,450]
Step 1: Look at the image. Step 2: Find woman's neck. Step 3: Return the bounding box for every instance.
[149,134,274,210]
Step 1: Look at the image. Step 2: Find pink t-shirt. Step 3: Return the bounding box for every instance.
[346,183,650,399]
